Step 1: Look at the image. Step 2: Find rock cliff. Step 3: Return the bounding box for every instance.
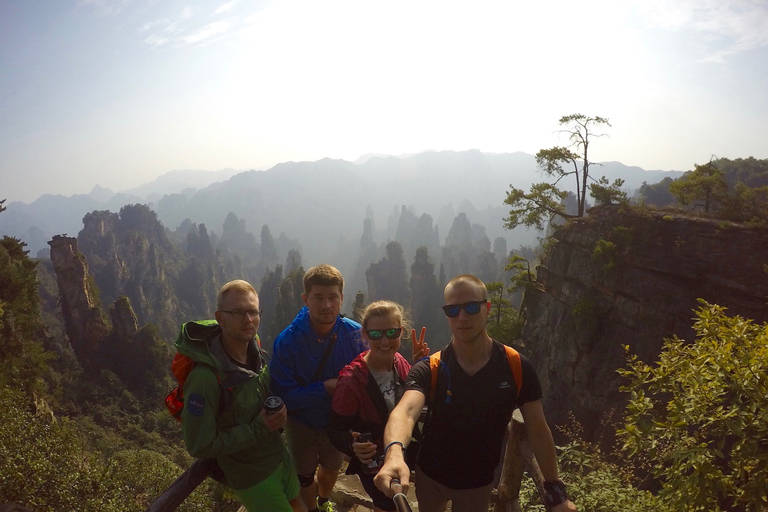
[77,206,186,340]
[48,234,170,395]
[48,235,109,362]
[520,205,768,441]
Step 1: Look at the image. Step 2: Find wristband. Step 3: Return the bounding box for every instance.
[384,441,405,456]
[543,479,568,507]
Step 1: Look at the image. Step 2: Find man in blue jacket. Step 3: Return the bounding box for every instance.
[270,264,366,512]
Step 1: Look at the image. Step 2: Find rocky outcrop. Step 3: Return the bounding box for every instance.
[48,235,170,396]
[48,235,109,362]
[109,296,139,341]
[77,205,186,340]
[520,205,768,441]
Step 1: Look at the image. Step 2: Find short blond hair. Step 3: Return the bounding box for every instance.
[444,274,487,300]
[303,264,344,295]
[217,279,257,310]
[361,300,412,332]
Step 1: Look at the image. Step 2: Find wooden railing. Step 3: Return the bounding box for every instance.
[492,410,550,512]
[144,458,218,512]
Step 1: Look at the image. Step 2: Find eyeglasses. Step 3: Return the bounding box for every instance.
[220,309,262,320]
[442,300,488,318]
[365,327,402,340]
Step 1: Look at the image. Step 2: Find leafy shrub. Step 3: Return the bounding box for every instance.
[618,301,768,512]
[517,435,669,512]
[591,239,618,269]
[0,386,224,512]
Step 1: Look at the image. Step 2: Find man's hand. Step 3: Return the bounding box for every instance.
[323,378,338,395]
[259,403,287,432]
[374,446,411,497]
[552,500,577,512]
[411,327,429,362]
[350,432,377,464]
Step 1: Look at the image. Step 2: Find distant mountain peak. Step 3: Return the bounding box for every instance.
[88,185,115,202]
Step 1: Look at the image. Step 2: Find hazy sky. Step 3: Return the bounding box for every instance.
[2,0,767,203]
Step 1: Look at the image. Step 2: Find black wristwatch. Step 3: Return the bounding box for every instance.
[543,479,568,507]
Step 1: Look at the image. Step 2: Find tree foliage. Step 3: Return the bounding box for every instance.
[0,386,222,512]
[638,177,677,208]
[504,114,613,230]
[0,235,52,394]
[485,281,522,345]
[640,157,768,224]
[669,160,729,214]
[519,433,672,512]
[506,254,537,297]
[618,301,768,512]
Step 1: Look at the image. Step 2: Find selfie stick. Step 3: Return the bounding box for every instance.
[390,479,413,512]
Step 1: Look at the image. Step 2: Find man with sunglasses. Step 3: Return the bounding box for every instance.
[374,275,577,512]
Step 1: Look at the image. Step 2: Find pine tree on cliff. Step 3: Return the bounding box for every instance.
[504,113,626,230]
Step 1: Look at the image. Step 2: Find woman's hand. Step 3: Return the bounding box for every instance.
[350,431,378,464]
[411,327,429,362]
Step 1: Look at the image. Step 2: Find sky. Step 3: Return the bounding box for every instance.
[1,0,767,203]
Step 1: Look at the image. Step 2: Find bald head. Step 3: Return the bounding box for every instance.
[444,274,488,302]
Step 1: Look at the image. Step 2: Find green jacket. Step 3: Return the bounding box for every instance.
[176,320,284,490]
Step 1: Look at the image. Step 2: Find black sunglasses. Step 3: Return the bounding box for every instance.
[365,327,403,340]
[442,300,488,318]
[220,308,262,319]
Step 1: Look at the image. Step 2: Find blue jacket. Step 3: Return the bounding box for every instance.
[270,306,365,430]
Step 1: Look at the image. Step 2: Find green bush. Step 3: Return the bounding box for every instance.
[518,436,669,512]
[591,239,618,269]
[618,301,768,512]
[0,386,223,512]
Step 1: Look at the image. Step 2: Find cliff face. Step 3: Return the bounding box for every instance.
[48,235,170,395]
[77,206,185,340]
[521,206,768,439]
[48,235,109,362]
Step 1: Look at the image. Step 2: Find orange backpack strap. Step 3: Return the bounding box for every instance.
[171,353,195,383]
[503,345,523,392]
[428,351,442,402]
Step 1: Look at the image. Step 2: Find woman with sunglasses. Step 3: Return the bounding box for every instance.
[327,300,427,512]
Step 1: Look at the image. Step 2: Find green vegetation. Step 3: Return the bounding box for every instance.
[619,301,768,512]
[506,254,537,296]
[0,203,236,511]
[519,435,672,512]
[504,114,621,230]
[0,386,226,512]
[591,239,618,269]
[669,159,729,215]
[519,300,768,511]
[638,157,768,224]
[485,281,523,345]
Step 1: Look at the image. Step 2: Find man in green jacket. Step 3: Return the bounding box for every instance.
[178,279,306,512]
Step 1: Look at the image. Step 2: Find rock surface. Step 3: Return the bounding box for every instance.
[48,235,109,362]
[520,205,768,441]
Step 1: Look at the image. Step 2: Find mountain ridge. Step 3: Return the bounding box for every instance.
[1,150,682,258]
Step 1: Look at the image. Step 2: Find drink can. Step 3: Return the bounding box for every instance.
[264,396,283,413]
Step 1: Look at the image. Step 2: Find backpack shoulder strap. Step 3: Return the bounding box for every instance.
[503,345,523,392]
[428,350,442,401]
[428,351,453,403]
